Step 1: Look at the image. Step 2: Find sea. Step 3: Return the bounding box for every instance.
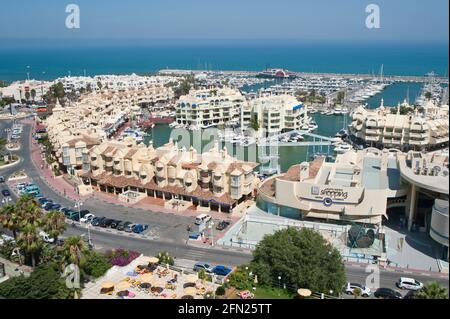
[0,40,448,81]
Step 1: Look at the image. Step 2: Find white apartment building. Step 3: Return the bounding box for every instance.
[350,100,449,151]
[175,88,245,129]
[243,94,310,136]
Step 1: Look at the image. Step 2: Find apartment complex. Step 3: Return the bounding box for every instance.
[44,85,173,174]
[242,94,310,135]
[175,88,245,129]
[349,100,449,151]
[79,138,259,212]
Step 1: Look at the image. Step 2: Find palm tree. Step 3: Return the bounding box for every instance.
[0,204,21,239]
[62,236,88,268]
[42,211,67,242]
[17,224,43,267]
[16,196,43,229]
[415,282,449,299]
[30,89,36,101]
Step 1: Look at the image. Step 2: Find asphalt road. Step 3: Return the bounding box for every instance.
[1,118,448,298]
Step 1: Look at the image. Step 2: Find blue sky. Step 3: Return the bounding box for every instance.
[0,0,448,43]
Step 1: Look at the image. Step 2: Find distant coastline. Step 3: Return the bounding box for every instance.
[0,40,448,82]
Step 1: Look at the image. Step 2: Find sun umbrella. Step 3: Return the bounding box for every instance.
[181,295,194,299]
[142,256,159,264]
[152,278,165,288]
[116,281,131,291]
[184,287,197,296]
[140,283,151,289]
[101,282,115,289]
[140,274,153,283]
[185,274,198,283]
[297,289,312,298]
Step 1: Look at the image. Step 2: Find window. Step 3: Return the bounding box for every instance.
[62,147,69,156]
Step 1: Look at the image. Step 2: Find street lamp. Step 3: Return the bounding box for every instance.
[74,200,83,225]
[209,221,215,246]
[277,275,282,296]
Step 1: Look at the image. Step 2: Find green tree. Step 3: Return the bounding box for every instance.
[250,228,346,296]
[156,251,174,265]
[15,195,43,229]
[415,282,449,299]
[30,89,37,101]
[25,91,31,101]
[17,224,43,267]
[83,251,111,278]
[0,262,74,299]
[250,116,259,131]
[96,81,102,91]
[424,92,432,100]
[41,211,66,242]
[62,236,88,268]
[44,82,65,103]
[0,204,21,239]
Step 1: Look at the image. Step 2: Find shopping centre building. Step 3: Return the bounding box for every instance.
[257,148,449,259]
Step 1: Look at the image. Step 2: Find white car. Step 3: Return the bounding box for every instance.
[39,231,54,244]
[397,277,423,291]
[11,134,21,139]
[344,283,372,297]
[80,213,95,224]
[195,214,212,225]
[0,234,15,245]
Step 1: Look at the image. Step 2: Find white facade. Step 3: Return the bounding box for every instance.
[175,88,245,128]
[244,94,310,135]
[350,100,449,151]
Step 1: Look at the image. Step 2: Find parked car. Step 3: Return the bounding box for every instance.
[124,223,136,233]
[99,218,114,228]
[344,283,372,297]
[0,233,15,245]
[27,190,42,198]
[193,263,213,273]
[48,203,62,211]
[42,202,54,210]
[403,290,417,299]
[195,214,212,225]
[0,176,5,183]
[80,213,95,224]
[68,211,80,221]
[117,221,132,231]
[39,231,54,244]
[1,189,11,197]
[216,220,230,231]
[132,224,148,234]
[374,288,403,299]
[63,210,75,218]
[38,197,51,205]
[91,216,105,226]
[11,135,21,139]
[396,277,423,291]
[110,220,122,229]
[212,265,232,276]
[59,207,70,213]
[79,210,91,218]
